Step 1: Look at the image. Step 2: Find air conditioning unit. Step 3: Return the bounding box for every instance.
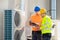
[4,9,27,40]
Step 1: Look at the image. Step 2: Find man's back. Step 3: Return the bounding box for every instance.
[30,13,42,31]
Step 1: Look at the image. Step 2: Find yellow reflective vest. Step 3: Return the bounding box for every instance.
[41,15,52,34]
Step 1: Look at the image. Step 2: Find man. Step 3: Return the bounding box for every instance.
[29,6,42,40]
[40,8,52,40]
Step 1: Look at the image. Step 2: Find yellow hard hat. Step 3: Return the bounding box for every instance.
[40,8,47,14]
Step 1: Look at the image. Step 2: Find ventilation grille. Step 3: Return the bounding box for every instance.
[4,10,12,40]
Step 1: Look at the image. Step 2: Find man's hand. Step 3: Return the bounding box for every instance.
[36,25,40,31]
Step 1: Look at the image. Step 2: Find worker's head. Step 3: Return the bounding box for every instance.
[34,6,40,14]
[40,8,47,17]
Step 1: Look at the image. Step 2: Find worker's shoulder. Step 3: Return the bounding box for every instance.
[31,13,36,17]
[45,15,51,19]
[46,15,50,18]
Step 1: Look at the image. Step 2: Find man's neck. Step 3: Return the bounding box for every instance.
[36,13,38,15]
[42,15,46,18]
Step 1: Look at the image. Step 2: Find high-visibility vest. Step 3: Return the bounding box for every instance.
[41,15,52,34]
[30,13,42,31]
